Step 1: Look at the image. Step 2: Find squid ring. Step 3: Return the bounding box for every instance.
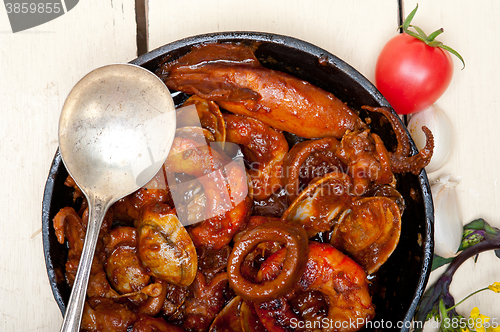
[282,137,341,203]
[227,220,308,303]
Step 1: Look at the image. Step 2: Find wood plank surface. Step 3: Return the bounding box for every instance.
[1,0,499,331]
[0,1,137,330]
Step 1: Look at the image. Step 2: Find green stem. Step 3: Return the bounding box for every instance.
[446,287,489,311]
[439,299,450,320]
[428,28,444,42]
[399,4,466,69]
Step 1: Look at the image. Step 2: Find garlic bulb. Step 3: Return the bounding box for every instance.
[408,104,454,173]
[431,175,463,258]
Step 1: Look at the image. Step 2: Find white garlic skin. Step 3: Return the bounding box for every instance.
[408,104,454,173]
[431,175,463,258]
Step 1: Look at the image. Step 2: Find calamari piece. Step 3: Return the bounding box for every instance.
[231,216,284,282]
[157,43,365,139]
[282,137,342,203]
[224,113,288,200]
[255,242,375,332]
[282,129,395,200]
[331,196,402,274]
[228,220,309,302]
[137,203,197,287]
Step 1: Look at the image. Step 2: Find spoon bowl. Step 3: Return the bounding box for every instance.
[59,64,176,199]
[58,63,176,332]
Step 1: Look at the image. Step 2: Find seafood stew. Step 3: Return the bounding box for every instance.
[43,32,434,332]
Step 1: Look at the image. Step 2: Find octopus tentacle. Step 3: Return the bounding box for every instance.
[362,106,434,175]
[336,130,395,195]
[391,126,434,174]
[372,132,394,184]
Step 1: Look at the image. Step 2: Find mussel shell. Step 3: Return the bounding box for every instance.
[180,95,226,144]
[332,196,402,274]
[282,171,353,238]
[137,205,198,287]
[209,296,244,332]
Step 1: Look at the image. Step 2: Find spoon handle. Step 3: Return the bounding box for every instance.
[59,196,109,332]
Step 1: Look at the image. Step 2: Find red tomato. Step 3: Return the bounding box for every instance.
[375,33,453,115]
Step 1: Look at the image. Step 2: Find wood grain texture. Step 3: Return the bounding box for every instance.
[401,0,500,323]
[0,1,137,331]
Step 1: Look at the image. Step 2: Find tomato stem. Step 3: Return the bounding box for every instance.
[428,28,444,42]
[399,4,465,69]
[401,3,418,31]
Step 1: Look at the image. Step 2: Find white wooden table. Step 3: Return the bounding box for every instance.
[1,1,499,330]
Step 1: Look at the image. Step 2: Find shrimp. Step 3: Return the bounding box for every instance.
[164,134,252,249]
[254,242,375,332]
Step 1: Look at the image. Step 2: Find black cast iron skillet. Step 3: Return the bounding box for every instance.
[42,31,433,332]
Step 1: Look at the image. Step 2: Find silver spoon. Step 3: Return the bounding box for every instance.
[58,64,176,332]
